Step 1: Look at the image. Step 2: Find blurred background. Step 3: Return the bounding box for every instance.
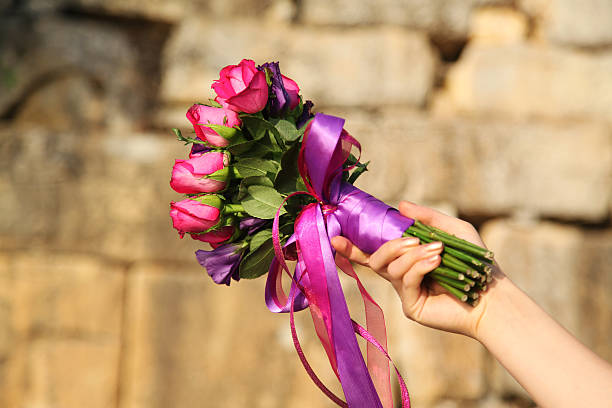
[1,0,611,407]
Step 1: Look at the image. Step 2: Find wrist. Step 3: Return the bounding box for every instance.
[469,266,518,343]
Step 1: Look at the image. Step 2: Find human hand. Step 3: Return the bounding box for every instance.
[331,201,501,338]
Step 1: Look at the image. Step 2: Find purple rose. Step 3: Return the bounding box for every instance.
[196,243,245,286]
[258,62,300,116]
[297,100,314,129]
[239,217,268,235]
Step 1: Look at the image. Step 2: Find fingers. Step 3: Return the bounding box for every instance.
[399,201,449,227]
[368,237,420,273]
[399,201,484,246]
[387,241,443,302]
[331,236,370,266]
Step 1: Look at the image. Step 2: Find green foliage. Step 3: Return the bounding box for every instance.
[241,185,287,219]
[234,158,279,178]
[239,238,275,279]
[249,229,273,252]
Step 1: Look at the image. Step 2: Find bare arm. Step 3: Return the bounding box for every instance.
[478,272,612,408]
[331,201,612,408]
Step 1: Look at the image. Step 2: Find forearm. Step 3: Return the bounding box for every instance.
[476,273,612,408]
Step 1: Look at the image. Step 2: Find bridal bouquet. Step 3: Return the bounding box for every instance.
[169,59,494,407]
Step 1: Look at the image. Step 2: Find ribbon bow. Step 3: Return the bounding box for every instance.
[266,113,413,407]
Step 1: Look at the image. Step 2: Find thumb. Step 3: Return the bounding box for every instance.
[330,236,370,266]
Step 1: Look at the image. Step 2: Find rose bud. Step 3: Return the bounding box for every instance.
[196,242,246,286]
[170,152,230,194]
[190,225,235,246]
[186,104,241,147]
[169,195,222,238]
[257,61,300,115]
[212,59,269,114]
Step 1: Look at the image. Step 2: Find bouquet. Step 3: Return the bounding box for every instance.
[169,59,494,407]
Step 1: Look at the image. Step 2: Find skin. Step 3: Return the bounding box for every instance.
[331,201,612,408]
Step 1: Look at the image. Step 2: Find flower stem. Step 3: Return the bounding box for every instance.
[223,204,245,214]
[414,220,494,260]
[431,272,471,292]
[433,279,468,302]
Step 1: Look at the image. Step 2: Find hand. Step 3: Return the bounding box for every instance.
[331,201,501,337]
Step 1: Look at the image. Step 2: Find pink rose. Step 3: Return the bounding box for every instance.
[212,59,269,114]
[282,75,300,110]
[170,196,222,238]
[191,225,235,246]
[170,152,229,194]
[186,104,241,147]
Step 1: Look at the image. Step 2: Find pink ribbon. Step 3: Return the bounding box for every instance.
[266,113,413,407]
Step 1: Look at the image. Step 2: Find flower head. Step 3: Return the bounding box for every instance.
[212,59,269,114]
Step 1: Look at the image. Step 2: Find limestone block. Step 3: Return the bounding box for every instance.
[0,126,202,262]
[161,20,436,109]
[0,17,140,129]
[519,0,612,47]
[284,27,436,108]
[299,0,511,40]
[470,8,528,45]
[6,251,124,335]
[480,220,612,397]
[118,263,338,408]
[14,75,105,131]
[16,338,119,408]
[447,118,612,221]
[439,42,612,123]
[343,110,611,221]
[25,0,289,22]
[0,251,123,408]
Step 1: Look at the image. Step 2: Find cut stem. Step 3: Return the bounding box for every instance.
[435,280,468,302]
[431,273,471,292]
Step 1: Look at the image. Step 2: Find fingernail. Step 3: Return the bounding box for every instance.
[425,241,443,251]
[427,254,440,263]
[402,237,419,246]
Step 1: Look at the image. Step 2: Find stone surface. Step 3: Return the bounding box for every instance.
[161,20,436,108]
[0,17,142,130]
[24,0,289,22]
[438,42,612,123]
[470,8,528,45]
[519,0,612,47]
[0,251,123,408]
[119,262,339,408]
[344,110,611,221]
[299,0,511,40]
[480,220,612,397]
[284,27,436,108]
[0,126,202,261]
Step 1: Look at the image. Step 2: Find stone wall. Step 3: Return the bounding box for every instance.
[1,1,611,407]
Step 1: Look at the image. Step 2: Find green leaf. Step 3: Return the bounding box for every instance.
[238,176,274,201]
[241,115,274,140]
[241,185,286,219]
[249,229,273,252]
[200,124,243,142]
[347,160,370,185]
[274,142,304,194]
[234,158,279,178]
[228,140,274,156]
[274,119,301,142]
[239,238,275,279]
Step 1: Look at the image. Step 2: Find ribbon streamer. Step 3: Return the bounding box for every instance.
[266,113,413,407]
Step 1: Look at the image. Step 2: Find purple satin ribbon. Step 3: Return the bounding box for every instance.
[266,113,412,407]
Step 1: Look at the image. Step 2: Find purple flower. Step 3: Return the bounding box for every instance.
[239,217,268,235]
[190,143,212,158]
[297,100,314,129]
[195,243,245,286]
[257,62,300,116]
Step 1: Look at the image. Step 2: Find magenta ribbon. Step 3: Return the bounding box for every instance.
[266,113,413,407]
